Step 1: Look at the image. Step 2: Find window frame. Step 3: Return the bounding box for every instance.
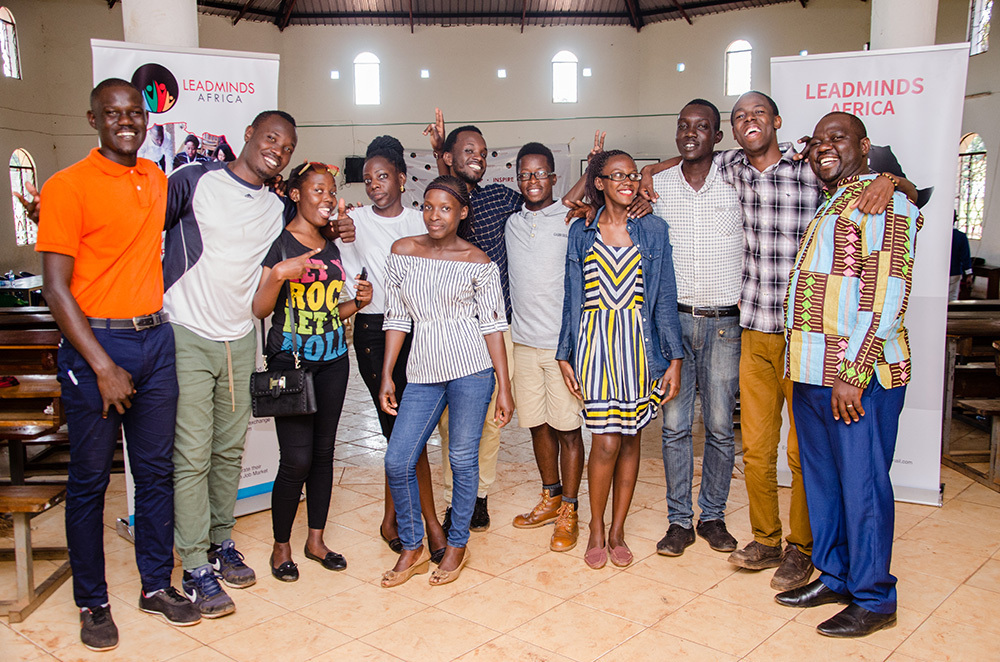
[353,51,381,106]
[969,0,994,56]
[956,132,987,240]
[9,148,37,246]
[0,7,21,80]
[724,39,752,97]
[552,50,578,104]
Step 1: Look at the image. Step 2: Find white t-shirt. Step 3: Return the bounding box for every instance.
[336,205,426,314]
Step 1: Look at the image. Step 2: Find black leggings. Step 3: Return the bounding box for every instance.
[354,313,412,439]
[270,354,349,543]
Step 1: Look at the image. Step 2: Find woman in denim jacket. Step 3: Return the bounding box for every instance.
[556,149,683,569]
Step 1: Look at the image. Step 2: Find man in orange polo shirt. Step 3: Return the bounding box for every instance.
[37,78,200,652]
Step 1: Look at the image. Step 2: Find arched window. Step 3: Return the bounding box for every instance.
[552,50,578,104]
[0,6,21,79]
[354,52,380,106]
[725,40,752,97]
[970,0,994,55]
[9,149,36,246]
[956,133,987,239]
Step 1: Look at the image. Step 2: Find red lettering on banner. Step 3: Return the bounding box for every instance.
[805,76,918,115]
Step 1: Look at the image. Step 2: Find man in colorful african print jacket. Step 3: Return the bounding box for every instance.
[777,112,922,639]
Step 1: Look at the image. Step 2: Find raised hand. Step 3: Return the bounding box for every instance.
[333,198,356,243]
[423,107,446,155]
[273,247,326,282]
[588,130,606,161]
[14,181,40,225]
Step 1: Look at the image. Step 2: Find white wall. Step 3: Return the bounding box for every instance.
[3,0,999,268]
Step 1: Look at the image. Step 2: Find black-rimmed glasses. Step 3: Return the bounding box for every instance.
[597,172,642,182]
[516,169,555,181]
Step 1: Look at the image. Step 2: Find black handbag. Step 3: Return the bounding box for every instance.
[250,257,318,418]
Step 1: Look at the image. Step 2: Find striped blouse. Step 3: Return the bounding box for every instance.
[383,253,508,384]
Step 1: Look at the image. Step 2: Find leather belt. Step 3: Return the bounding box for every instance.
[677,304,739,318]
[87,310,169,331]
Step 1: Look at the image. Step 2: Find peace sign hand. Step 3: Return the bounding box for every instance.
[423,107,446,154]
[588,130,606,162]
[273,247,327,282]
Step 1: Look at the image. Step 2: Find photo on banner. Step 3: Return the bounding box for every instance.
[770,43,970,506]
[91,39,282,532]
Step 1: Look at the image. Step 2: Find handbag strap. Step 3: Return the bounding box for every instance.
[260,241,303,370]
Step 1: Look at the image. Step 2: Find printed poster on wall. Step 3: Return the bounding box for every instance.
[91,39,282,526]
[770,43,970,506]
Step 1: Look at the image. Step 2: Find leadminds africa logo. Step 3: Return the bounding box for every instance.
[131,63,179,114]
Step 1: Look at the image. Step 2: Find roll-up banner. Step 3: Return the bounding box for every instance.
[770,43,970,506]
[91,39,282,535]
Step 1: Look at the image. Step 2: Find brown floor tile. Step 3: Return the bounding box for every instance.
[359,607,499,661]
[895,614,997,661]
[11,595,143,654]
[891,538,988,583]
[742,621,889,661]
[654,595,786,658]
[500,548,614,599]
[598,627,736,661]
[210,612,348,662]
[49,616,202,662]
[462,531,546,576]
[927,497,1000,534]
[437,577,562,632]
[893,569,961,615]
[953,482,1000,509]
[180,586,287,645]
[309,640,405,661]
[508,601,643,662]
[299,581,426,638]
[932,584,1000,634]
[627,548,738,594]
[0,622,50,661]
[964,558,1000,593]
[454,635,575,661]
[571,571,697,625]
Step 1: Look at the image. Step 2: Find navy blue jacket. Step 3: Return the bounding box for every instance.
[555,209,683,374]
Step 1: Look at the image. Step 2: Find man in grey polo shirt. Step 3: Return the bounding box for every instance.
[652,99,743,558]
[506,142,585,553]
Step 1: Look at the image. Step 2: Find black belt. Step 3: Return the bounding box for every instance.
[677,304,739,318]
[87,311,169,331]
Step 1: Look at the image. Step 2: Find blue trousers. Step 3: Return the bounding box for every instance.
[792,380,905,614]
[660,312,741,527]
[384,368,494,549]
[58,324,178,608]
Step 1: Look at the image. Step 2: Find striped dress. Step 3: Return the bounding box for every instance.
[382,253,508,384]
[576,236,662,434]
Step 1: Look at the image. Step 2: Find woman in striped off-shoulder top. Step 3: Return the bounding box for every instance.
[378,175,513,588]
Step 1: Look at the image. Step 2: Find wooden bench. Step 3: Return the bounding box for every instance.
[0,484,71,623]
[950,399,1000,488]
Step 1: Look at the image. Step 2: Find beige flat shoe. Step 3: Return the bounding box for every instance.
[380,547,431,588]
[429,549,470,586]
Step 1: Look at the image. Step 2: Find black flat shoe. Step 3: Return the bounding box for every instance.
[379,527,403,554]
[775,579,851,608]
[817,603,897,638]
[269,553,299,582]
[304,546,347,571]
[430,547,446,565]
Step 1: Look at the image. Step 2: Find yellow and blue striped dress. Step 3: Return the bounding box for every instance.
[575,236,662,434]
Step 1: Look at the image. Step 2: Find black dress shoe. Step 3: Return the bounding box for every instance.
[303,546,347,571]
[379,526,403,554]
[817,603,897,638]
[656,523,695,556]
[470,496,490,532]
[775,579,851,608]
[269,553,299,582]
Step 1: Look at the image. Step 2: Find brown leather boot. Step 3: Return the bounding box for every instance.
[549,502,579,552]
[512,489,562,529]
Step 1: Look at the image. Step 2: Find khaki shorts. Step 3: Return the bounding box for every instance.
[512,343,582,431]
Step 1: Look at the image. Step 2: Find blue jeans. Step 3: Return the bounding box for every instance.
[793,380,905,614]
[660,312,741,527]
[384,369,494,549]
[58,323,178,608]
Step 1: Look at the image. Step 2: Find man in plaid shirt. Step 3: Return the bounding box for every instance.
[641,91,911,593]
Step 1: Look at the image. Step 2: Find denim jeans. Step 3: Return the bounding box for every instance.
[58,323,178,608]
[660,312,741,527]
[384,368,494,549]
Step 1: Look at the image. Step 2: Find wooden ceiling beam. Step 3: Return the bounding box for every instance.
[233,0,255,25]
[623,0,644,31]
[521,0,527,33]
[668,0,693,25]
[408,0,414,33]
[276,0,298,31]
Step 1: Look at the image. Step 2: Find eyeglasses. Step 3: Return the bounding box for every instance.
[597,172,642,182]
[516,169,555,181]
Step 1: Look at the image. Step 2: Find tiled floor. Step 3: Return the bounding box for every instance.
[3,351,999,661]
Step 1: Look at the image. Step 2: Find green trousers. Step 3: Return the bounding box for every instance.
[171,323,256,570]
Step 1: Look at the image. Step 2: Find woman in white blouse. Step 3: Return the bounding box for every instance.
[379,175,513,588]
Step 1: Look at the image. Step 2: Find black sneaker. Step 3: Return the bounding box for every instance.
[208,539,256,588]
[656,523,695,556]
[696,519,739,553]
[470,496,490,532]
[182,564,236,618]
[442,506,453,537]
[80,604,118,651]
[139,586,202,626]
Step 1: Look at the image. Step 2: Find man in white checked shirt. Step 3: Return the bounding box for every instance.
[651,100,743,559]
